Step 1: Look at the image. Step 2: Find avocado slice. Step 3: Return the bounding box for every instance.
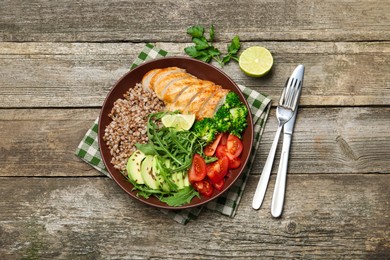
[170,172,186,190]
[183,172,190,187]
[176,172,185,190]
[152,156,170,192]
[126,150,146,184]
[140,155,160,189]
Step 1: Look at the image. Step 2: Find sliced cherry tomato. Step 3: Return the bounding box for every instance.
[188,154,207,183]
[204,133,223,157]
[218,156,229,176]
[229,156,241,169]
[227,134,243,158]
[220,133,229,146]
[194,179,213,196]
[206,156,229,183]
[215,144,228,160]
[212,178,225,191]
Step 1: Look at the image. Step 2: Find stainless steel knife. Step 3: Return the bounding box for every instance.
[270,66,304,217]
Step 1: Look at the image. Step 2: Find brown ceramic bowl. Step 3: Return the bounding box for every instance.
[98,56,253,209]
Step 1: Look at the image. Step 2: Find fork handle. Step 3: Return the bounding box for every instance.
[271,133,291,217]
[252,125,282,209]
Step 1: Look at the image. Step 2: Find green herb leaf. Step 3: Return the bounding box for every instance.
[159,186,200,207]
[184,25,241,67]
[207,46,221,57]
[184,46,201,58]
[231,55,239,62]
[209,24,215,42]
[197,53,212,63]
[135,143,157,156]
[193,37,210,50]
[186,25,205,38]
[227,36,241,55]
[221,55,231,65]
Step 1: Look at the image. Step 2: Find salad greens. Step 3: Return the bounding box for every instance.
[136,111,214,171]
[127,111,216,206]
[159,186,199,207]
[184,24,241,67]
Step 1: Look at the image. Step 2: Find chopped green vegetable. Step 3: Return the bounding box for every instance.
[214,106,232,133]
[184,25,240,67]
[159,186,200,207]
[224,91,243,109]
[191,117,217,143]
[214,92,248,138]
[229,106,248,137]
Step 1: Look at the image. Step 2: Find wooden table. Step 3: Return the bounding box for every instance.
[1,1,389,259]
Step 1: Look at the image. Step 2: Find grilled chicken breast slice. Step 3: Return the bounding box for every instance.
[185,84,222,118]
[197,89,230,119]
[163,77,199,104]
[149,67,185,92]
[166,79,214,112]
[154,72,191,99]
[141,69,161,91]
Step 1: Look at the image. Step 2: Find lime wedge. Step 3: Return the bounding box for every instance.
[161,114,195,131]
[239,46,273,77]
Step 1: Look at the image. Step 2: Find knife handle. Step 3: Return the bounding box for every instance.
[271,134,291,217]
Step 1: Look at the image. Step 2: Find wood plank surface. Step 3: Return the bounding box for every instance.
[0,0,389,42]
[0,175,388,259]
[1,0,389,258]
[0,41,389,108]
[0,107,389,177]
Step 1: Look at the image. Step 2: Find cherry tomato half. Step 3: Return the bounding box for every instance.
[227,134,243,159]
[215,144,228,160]
[194,179,213,197]
[212,178,225,191]
[206,156,229,183]
[188,154,207,183]
[204,133,223,157]
[229,156,241,169]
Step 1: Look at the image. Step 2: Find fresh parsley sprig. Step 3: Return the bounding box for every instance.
[184,25,240,67]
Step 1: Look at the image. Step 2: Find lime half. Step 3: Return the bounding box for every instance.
[239,46,273,77]
[161,114,195,131]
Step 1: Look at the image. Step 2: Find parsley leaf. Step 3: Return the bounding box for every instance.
[186,25,204,38]
[184,25,240,67]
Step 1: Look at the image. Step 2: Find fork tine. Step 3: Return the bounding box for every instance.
[291,80,302,110]
[279,86,287,106]
[284,77,292,105]
[286,78,297,107]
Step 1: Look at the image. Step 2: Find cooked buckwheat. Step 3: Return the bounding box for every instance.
[103,83,165,172]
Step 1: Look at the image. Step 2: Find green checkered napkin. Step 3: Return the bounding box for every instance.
[75,43,271,224]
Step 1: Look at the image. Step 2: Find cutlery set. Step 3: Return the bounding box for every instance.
[252,65,304,217]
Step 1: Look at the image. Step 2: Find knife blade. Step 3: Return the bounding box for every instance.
[270,66,304,217]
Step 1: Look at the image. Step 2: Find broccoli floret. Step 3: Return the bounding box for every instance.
[213,92,249,138]
[223,92,242,109]
[214,106,232,133]
[229,106,248,138]
[191,118,217,143]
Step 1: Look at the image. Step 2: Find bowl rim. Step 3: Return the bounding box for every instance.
[98,56,254,209]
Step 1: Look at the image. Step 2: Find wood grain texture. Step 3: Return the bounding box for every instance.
[0,1,389,258]
[0,41,389,108]
[0,175,388,259]
[0,107,389,177]
[0,0,389,42]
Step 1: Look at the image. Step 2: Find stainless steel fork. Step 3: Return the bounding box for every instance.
[252,68,301,210]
